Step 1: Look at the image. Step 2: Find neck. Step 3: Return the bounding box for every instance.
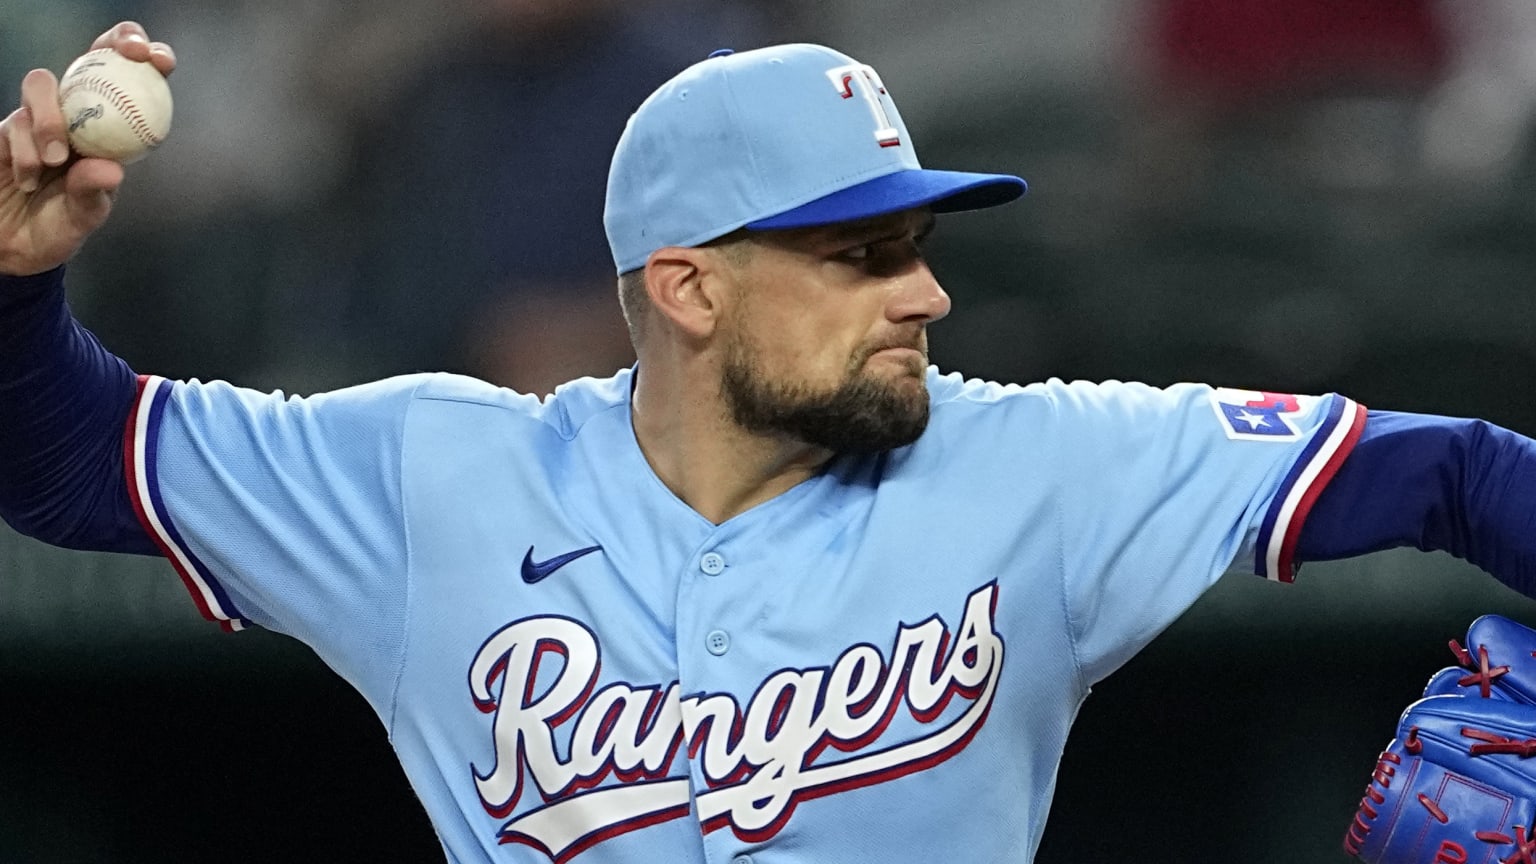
[629,363,832,525]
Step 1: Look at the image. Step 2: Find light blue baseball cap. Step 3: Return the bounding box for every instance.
[604,44,1027,274]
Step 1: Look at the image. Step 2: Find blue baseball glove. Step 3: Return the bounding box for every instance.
[1346,615,1536,863]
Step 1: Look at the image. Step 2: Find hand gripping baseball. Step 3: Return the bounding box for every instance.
[1346,615,1536,863]
[0,22,175,277]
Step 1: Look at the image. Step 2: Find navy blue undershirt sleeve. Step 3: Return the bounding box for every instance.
[0,267,156,554]
[1298,409,1536,595]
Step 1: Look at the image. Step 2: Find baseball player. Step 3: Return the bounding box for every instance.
[4,21,1536,864]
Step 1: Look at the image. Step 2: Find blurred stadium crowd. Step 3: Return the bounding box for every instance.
[5,0,1536,861]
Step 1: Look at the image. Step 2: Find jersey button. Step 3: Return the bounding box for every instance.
[706,629,731,656]
[731,856,752,864]
[700,552,726,576]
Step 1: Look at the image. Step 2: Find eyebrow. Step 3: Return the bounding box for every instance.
[820,212,938,245]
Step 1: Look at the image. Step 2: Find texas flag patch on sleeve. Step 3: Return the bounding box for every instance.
[1208,388,1320,442]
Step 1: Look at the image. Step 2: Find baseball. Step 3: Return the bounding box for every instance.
[58,48,173,163]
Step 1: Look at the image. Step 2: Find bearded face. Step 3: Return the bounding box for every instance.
[719,308,931,454]
[706,208,947,454]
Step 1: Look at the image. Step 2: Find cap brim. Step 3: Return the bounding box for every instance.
[744,169,1026,231]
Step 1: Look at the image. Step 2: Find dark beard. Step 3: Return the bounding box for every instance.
[721,345,930,454]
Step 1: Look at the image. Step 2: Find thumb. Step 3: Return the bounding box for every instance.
[62,158,124,235]
[1459,615,1536,703]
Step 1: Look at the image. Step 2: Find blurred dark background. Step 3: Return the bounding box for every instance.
[4,0,1536,860]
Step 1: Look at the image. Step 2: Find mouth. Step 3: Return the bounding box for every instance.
[869,346,926,362]
[856,330,929,375]
[861,345,929,379]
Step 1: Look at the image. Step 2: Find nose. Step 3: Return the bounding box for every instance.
[888,260,951,325]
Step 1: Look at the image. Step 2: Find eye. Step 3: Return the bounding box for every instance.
[839,243,876,262]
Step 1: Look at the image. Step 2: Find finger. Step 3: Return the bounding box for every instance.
[63,158,123,233]
[0,108,17,172]
[7,107,41,193]
[19,69,68,168]
[91,22,152,62]
[147,42,177,78]
[90,21,147,49]
[0,127,12,188]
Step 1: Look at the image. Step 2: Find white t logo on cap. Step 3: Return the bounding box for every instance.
[826,64,901,148]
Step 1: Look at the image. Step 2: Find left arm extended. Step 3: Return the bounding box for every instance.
[1298,409,1536,593]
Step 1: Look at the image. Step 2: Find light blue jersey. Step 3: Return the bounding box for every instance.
[123,368,1363,862]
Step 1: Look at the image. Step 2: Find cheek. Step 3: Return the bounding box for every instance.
[748,329,853,391]
[734,271,864,380]
[792,319,865,380]
[760,326,836,381]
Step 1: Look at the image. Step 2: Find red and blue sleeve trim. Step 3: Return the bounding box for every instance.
[123,375,249,632]
[1253,394,1368,582]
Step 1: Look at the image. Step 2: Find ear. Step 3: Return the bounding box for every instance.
[643,246,732,341]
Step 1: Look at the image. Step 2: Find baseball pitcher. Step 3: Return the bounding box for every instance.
[4,22,1535,864]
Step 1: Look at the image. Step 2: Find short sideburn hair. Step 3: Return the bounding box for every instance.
[616,268,648,347]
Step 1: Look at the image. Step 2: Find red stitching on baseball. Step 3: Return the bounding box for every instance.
[64,78,158,143]
[60,76,162,147]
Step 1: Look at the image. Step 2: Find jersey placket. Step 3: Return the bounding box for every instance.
[671,501,822,864]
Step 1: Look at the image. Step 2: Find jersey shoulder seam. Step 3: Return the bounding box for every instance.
[564,399,630,442]
[931,375,1040,410]
[410,373,627,443]
[385,375,431,737]
[1045,387,1090,695]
